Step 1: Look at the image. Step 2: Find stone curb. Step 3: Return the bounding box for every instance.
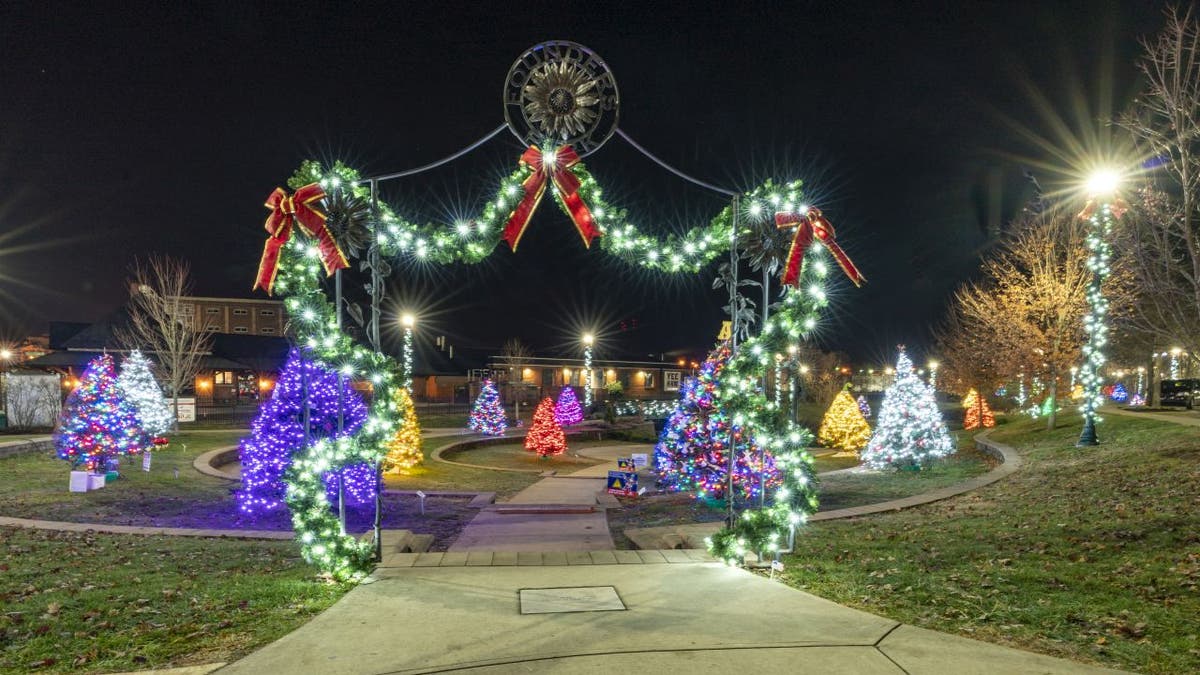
[432,429,618,474]
[193,446,241,481]
[624,430,1022,547]
[0,515,294,540]
[0,437,53,460]
[375,548,716,569]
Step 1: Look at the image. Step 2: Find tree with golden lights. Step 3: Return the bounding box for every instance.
[384,388,423,473]
[817,388,872,455]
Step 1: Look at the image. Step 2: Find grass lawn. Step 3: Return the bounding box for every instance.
[0,527,348,673]
[778,413,1200,674]
[438,439,646,472]
[0,433,52,443]
[816,439,994,511]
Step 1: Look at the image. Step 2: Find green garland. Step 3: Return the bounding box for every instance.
[273,155,832,578]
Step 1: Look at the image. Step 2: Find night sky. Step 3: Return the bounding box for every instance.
[0,0,1170,364]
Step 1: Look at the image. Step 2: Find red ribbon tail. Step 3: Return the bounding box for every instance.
[253,223,291,295]
[781,226,812,287]
[502,174,547,251]
[821,238,866,287]
[295,211,349,277]
[560,190,601,248]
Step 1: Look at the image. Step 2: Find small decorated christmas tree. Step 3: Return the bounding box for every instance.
[384,388,423,473]
[553,386,584,426]
[1109,382,1128,402]
[117,349,174,442]
[236,350,371,513]
[961,388,995,430]
[54,354,150,471]
[525,397,567,457]
[653,343,779,501]
[862,347,954,470]
[468,379,507,436]
[818,389,872,455]
[856,394,872,418]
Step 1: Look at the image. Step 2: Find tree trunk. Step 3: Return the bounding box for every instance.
[1046,367,1058,430]
[171,392,180,432]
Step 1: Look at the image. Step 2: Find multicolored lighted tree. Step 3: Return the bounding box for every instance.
[961,388,995,430]
[654,343,780,501]
[861,348,954,470]
[236,350,371,513]
[117,349,174,441]
[54,354,150,471]
[384,387,423,473]
[818,389,872,455]
[554,386,584,426]
[857,394,872,418]
[468,379,507,436]
[525,397,567,457]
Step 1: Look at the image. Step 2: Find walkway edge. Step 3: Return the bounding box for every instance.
[0,515,294,540]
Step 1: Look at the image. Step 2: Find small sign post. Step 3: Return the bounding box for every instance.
[631,453,648,468]
[606,470,638,497]
[142,452,152,472]
[616,457,634,471]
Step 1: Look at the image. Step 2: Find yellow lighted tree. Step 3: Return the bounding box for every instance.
[961,388,995,430]
[818,389,872,456]
[384,388,423,473]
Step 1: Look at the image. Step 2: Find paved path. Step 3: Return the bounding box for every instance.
[217,562,1123,674]
[1107,406,1200,427]
[447,445,650,552]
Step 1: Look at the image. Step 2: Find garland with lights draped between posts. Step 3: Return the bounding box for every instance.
[254,149,863,577]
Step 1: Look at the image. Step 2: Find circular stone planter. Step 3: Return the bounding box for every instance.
[194,446,241,481]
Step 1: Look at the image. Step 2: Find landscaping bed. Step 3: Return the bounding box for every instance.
[438,438,643,472]
[0,432,478,549]
[0,527,349,673]
[778,413,1200,675]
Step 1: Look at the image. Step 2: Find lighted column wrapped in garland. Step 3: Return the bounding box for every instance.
[236,349,371,513]
[654,343,780,501]
[54,354,150,471]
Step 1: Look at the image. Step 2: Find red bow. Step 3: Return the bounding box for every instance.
[501,145,601,251]
[253,183,349,295]
[775,208,865,287]
[1077,197,1130,222]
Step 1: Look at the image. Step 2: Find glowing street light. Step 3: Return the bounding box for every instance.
[1077,168,1126,447]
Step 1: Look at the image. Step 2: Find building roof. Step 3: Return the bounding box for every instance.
[23,350,247,371]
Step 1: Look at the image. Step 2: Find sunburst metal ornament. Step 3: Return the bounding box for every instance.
[504,41,619,155]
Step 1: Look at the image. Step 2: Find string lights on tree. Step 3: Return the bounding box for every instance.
[817,388,872,455]
[861,348,954,471]
[553,385,584,426]
[400,313,415,393]
[383,387,423,473]
[54,354,150,472]
[961,388,995,430]
[468,379,507,436]
[582,333,594,408]
[116,349,173,443]
[525,397,567,457]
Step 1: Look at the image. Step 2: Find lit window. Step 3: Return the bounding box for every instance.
[214,371,234,385]
[233,326,249,333]
[232,308,249,316]
[260,309,275,316]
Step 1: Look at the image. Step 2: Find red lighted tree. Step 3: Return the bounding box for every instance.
[961,388,996,430]
[525,397,567,457]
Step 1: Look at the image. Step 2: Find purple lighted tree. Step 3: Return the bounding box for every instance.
[236,349,372,513]
[553,386,584,426]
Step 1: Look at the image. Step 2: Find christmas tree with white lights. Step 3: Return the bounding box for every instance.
[467,379,507,436]
[117,349,174,440]
[862,347,953,470]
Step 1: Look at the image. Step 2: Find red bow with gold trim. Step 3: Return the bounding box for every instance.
[1077,197,1130,222]
[775,208,865,288]
[253,183,349,295]
[501,145,601,251]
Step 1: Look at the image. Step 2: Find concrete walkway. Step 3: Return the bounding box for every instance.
[1106,406,1200,427]
[447,445,650,552]
[216,562,1123,674]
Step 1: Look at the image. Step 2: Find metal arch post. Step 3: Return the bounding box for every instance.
[370,179,383,563]
[727,194,739,526]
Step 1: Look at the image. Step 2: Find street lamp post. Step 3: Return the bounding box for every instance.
[927,359,939,391]
[582,334,594,409]
[401,313,415,394]
[1077,169,1125,447]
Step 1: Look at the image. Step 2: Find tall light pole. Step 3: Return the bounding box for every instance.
[1077,169,1125,447]
[401,313,415,394]
[582,333,594,408]
[927,359,939,391]
[0,348,11,421]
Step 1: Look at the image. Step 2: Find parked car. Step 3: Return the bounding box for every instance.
[1160,379,1200,408]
